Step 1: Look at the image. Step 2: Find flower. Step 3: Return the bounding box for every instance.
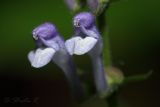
[65,12,108,97]
[65,12,99,55]
[28,22,61,68]
[28,22,83,100]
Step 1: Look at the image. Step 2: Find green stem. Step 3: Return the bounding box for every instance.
[97,9,112,67]
[97,5,114,107]
[124,70,153,84]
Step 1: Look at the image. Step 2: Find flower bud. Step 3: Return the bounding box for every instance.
[64,0,81,12]
[100,67,124,98]
[87,0,110,15]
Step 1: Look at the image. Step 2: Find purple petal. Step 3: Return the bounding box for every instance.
[73,12,95,29]
[80,25,99,38]
[73,12,100,38]
[39,37,60,51]
[32,22,58,40]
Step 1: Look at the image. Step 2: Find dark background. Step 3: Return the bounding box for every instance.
[0,0,159,107]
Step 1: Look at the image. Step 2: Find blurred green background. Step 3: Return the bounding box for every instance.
[0,0,159,107]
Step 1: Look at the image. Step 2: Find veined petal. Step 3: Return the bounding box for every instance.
[65,36,97,55]
[29,48,56,68]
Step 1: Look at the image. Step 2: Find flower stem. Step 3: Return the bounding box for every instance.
[97,8,112,67]
[124,70,153,84]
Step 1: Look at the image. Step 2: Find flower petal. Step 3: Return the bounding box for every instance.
[80,25,99,38]
[65,36,97,55]
[74,37,97,55]
[31,48,56,68]
[39,37,60,51]
[65,37,81,55]
[28,50,35,63]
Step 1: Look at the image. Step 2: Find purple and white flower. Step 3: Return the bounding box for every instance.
[28,22,83,100]
[65,12,99,55]
[65,12,108,97]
